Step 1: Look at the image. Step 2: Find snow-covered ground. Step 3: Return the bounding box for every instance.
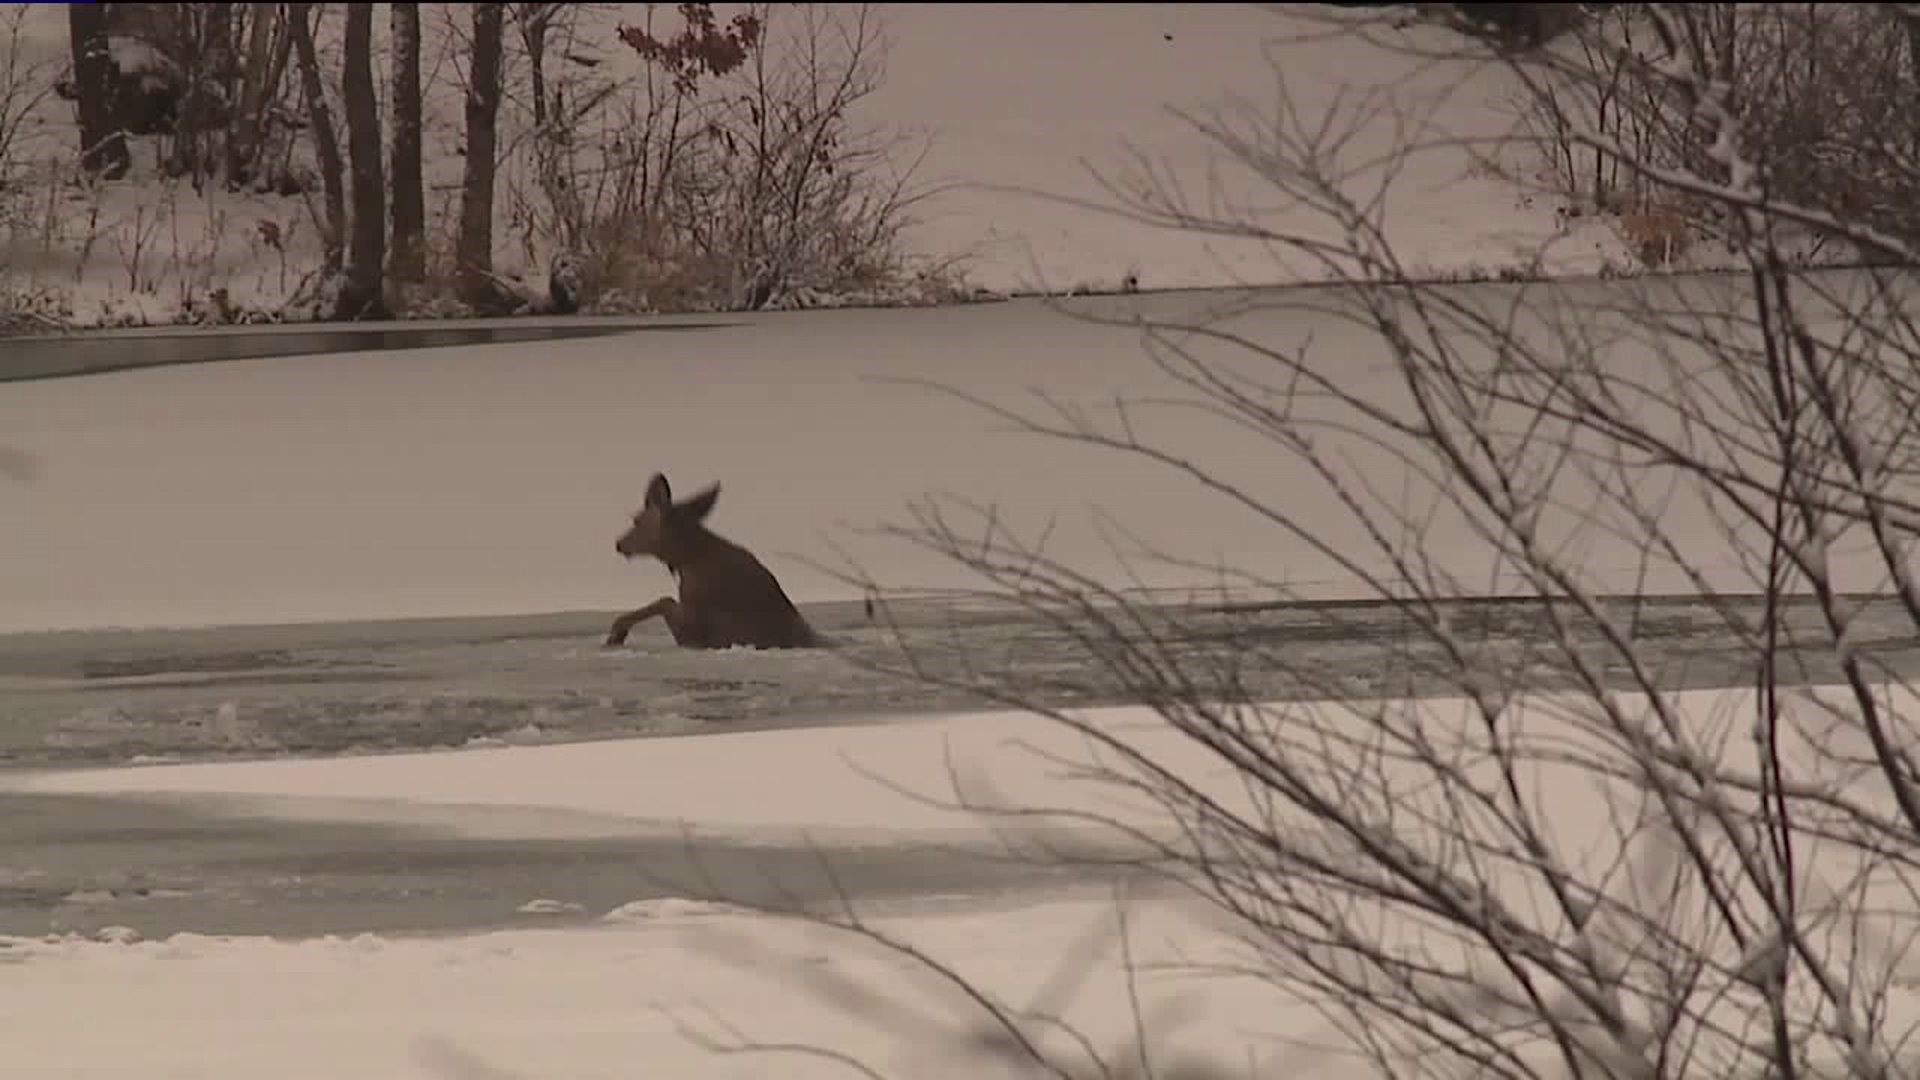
[3,6,1900,1075]
[5,890,1282,1080]
[19,686,1898,851]
[9,685,1917,1079]
[0,2,1651,329]
[11,701,1231,845]
[854,3,1634,292]
[0,700,1341,1080]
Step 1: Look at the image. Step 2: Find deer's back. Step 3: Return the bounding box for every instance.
[677,538,819,649]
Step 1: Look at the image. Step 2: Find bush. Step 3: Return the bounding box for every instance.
[1515,3,1920,268]
[717,7,1920,1079]
[507,3,953,314]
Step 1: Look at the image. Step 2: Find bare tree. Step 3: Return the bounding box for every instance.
[0,6,57,194]
[226,3,289,190]
[518,3,944,314]
[1510,4,1920,268]
[694,4,918,309]
[66,1,129,178]
[593,6,1920,1080]
[458,2,506,311]
[181,2,232,187]
[514,3,560,133]
[286,1,343,274]
[388,2,425,286]
[338,0,385,319]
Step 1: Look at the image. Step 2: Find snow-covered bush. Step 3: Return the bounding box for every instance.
[1512,3,1920,267]
[682,6,1920,1079]
[507,3,956,314]
[0,5,52,199]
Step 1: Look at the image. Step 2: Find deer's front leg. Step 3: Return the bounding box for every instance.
[605,597,675,647]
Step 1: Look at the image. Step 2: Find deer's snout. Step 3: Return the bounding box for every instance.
[615,525,652,559]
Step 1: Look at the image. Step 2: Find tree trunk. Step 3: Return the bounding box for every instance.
[287,2,344,273]
[199,6,236,127]
[175,3,234,188]
[264,8,295,164]
[458,3,506,310]
[388,2,426,285]
[519,2,574,256]
[339,0,387,319]
[517,4,555,130]
[1903,8,1920,162]
[227,3,279,188]
[67,2,129,179]
[206,4,237,98]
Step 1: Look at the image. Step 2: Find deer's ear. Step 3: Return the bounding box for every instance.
[645,473,673,509]
[675,483,720,523]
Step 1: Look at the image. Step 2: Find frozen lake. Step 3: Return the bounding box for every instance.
[10,270,1917,635]
[4,591,1916,771]
[4,588,1917,942]
[6,268,1919,943]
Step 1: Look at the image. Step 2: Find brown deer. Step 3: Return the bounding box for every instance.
[605,472,826,650]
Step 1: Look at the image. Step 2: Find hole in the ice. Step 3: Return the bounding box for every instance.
[2,321,736,383]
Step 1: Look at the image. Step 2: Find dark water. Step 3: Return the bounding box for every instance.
[3,591,1913,942]
[0,319,732,384]
[2,592,1914,771]
[0,788,1162,941]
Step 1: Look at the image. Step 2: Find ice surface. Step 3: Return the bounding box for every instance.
[11,698,1224,846]
[14,589,1906,768]
[0,602,915,765]
[0,293,1322,631]
[17,684,1914,855]
[3,275,1909,635]
[4,7,1910,1077]
[5,7,1911,1071]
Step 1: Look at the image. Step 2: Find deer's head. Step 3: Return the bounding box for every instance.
[615,472,721,569]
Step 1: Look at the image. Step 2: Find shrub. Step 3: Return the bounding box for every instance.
[508,3,951,314]
[1515,3,1920,268]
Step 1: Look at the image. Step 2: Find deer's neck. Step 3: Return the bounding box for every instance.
[660,526,727,579]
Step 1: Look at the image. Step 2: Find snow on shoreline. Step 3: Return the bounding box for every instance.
[0,3,1655,333]
[2,890,1281,1080]
[16,686,1903,849]
[0,695,1308,1079]
[8,684,1914,1080]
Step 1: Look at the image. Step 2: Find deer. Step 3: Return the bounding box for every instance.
[604,472,827,650]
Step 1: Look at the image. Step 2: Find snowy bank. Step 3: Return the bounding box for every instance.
[18,685,1915,858]
[10,683,1920,1080]
[0,893,1282,1080]
[1,3,1645,331]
